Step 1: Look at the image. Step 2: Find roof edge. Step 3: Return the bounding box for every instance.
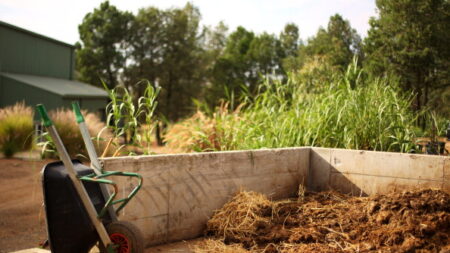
[0,20,75,49]
[0,72,64,97]
[62,95,109,99]
[0,72,108,98]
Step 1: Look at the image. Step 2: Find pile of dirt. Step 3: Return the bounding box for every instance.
[200,189,450,253]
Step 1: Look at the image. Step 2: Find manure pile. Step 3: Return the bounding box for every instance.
[195,189,450,253]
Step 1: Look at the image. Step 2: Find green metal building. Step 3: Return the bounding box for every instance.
[0,21,108,118]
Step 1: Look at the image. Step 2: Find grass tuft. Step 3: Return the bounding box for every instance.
[0,102,34,158]
[39,108,112,158]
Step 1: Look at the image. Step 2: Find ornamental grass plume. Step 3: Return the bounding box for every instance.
[0,102,34,158]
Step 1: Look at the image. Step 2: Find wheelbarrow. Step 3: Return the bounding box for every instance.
[37,103,144,253]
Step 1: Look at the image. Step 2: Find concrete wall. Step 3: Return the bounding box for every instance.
[101,147,449,246]
[309,147,449,195]
[101,148,310,246]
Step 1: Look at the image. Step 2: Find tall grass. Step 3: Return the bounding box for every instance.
[0,102,34,158]
[165,102,242,152]
[166,61,418,153]
[39,109,111,158]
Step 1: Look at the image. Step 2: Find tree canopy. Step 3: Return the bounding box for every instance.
[76,0,449,124]
[364,0,450,115]
[76,1,133,89]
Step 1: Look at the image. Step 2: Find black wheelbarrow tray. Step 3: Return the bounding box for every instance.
[42,160,143,252]
[37,104,144,253]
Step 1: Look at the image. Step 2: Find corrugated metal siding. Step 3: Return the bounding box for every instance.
[62,98,107,112]
[0,26,73,79]
[2,76,63,119]
[0,75,3,107]
[63,98,108,120]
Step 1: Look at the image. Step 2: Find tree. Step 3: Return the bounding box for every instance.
[280,23,302,72]
[123,7,165,92]
[211,27,285,106]
[124,3,205,122]
[300,14,362,70]
[201,22,229,105]
[159,3,205,121]
[364,0,450,115]
[76,1,133,88]
[280,23,300,57]
[248,32,284,78]
[211,26,255,104]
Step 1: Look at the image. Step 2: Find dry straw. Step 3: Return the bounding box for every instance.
[200,188,450,253]
[206,191,272,243]
[192,239,249,253]
[165,101,242,152]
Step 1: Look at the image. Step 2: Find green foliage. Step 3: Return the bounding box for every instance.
[169,61,418,153]
[0,103,34,158]
[75,2,448,137]
[124,3,204,121]
[104,80,159,155]
[280,23,302,71]
[210,27,285,106]
[76,1,133,88]
[364,0,450,115]
[293,14,362,72]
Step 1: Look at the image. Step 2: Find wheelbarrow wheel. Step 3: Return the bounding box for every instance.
[99,221,144,253]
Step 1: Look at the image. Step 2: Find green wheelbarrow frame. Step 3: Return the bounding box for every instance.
[79,170,142,219]
[37,103,144,253]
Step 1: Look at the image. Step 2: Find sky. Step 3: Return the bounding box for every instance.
[0,0,377,45]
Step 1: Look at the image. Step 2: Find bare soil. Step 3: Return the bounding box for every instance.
[0,158,51,252]
[0,157,197,253]
[204,189,450,252]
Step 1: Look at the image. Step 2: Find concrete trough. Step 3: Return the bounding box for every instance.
[101,147,449,247]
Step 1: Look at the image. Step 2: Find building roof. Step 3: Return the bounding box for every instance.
[1,72,108,99]
[0,20,75,49]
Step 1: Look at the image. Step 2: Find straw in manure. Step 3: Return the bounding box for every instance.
[206,191,273,244]
[192,239,249,253]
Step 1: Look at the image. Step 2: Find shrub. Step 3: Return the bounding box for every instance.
[0,103,34,158]
[164,102,241,152]
[39,108,112,158]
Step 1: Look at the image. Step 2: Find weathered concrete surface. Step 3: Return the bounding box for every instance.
[101,147,448,247]
[101,148,310,246]
[309,147,450,195]
[10,249,49,253]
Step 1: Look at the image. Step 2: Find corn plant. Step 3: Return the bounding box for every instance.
[103,80,159,155]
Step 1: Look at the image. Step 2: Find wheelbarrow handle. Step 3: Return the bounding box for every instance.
[36,104,113,248]
[71,101,85,123]
[71,101,118,222]
[36,104,52,127]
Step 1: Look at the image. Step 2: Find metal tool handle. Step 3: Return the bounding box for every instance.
[36,104,113,247]
[71,102,103,172]
[72,102,118,221]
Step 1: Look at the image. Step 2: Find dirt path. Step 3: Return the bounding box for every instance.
[0,158,199,253]
[0,159,51,252]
